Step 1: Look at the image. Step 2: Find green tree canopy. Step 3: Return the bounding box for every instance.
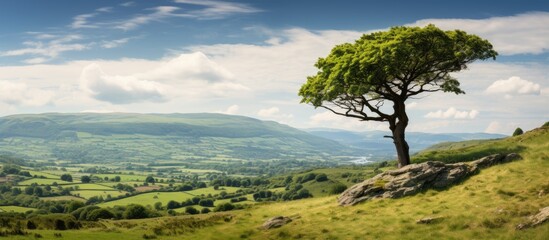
[512,127,524,136]
[60,173,73,182]
[299,25,497,167]
[80,175,91,183]
[123,204,149,219]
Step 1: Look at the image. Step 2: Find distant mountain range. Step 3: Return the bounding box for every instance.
[0,113,506,164]
[304,128,506,160]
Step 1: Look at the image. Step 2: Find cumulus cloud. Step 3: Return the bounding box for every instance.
[424,107,479,119]
[0,81,55,106]
[78,52,246,104]
[189,28,363,92]
[411,12,549,55]
[79,63,168,104]
[219,105,239,115]
[485,76,541,97]
[257,107,293,123]
[139,52,234,82]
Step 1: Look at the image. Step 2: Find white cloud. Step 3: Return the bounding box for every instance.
[485,76,541,97]
[71,6,111,29]
[120,2,134,7]
[219,104,239,115]
[174,0,261,19]
[77,52,246,104]
[484,121,520,134]
[257,107,293,123]
[411,12,549,55]
[407,102,418,109]
[189,28,363,92]
[71,13,99,29]
[101,38,132,49]
[114,1,259,30]
[23,57,48,64]
[139,52,234,82]
[258,107,280,117]
[0,81,55,106]
[96,7,112,13]
[115,6,182,31]
[485,121,501,133]
[80,63,168,104]
[425,107,479,119]
[0,34,89,63]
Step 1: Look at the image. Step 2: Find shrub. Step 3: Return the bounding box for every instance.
[300,173,316,183]
[154,202,162,210]
[71,206,99,220]
[201,208,211,214]
[166,200,180,210]
[512,128,524,136]
[60,174,72,182]
[329,183,347,194]
[315,173,328,182]
[80,176,91,183]
[123,205,148,219]
[86,208,115,221]
[26,221,36,230]
[214,203,235,212]
[198,199,214,207]
[185,207,199,215]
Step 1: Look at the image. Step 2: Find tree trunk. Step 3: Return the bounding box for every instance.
[390,101,410,168]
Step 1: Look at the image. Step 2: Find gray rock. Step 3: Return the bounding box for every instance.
[338,153,521,206]
[417,216,444,224]
[516,207,549,230]
[262,216,292,230]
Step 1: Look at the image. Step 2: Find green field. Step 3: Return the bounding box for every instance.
[72,190,129,199]
[17,178,71,186]
[98,192,196,208]
[40,196,85,202]
[91,174,159,182]
[0,205,35,213]
[25,170,60,179]
[97,187,243,208]
[64,183,117,190]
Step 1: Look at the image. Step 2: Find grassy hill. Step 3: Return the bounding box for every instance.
[306,128,505,160]
[0,113,356,167]
[8,123,547,239]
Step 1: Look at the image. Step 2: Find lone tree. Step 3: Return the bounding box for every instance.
[299,25,497,168]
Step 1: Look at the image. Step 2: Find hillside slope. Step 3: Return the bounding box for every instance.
[0,113,355,164]
[307,128,506,160]
[183,125,548,239]
[13,124,546,240]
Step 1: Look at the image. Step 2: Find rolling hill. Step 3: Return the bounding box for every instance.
[0,113,355,165]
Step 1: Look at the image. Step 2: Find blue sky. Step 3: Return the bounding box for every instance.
[0,0,548,134]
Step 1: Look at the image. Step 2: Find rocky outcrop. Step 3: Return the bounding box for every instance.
[261,216,292,230]
[516,207,549,230]
[338,153,521,206]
